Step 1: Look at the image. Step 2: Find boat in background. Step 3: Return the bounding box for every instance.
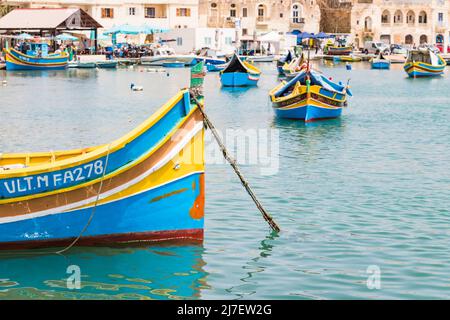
[277,50,295,74]
[163,61,186,68]
[0,87,206,249]
[404,49,445,77]
[206,62,227,72]
[96,60,118,69]
[4,43,68,71]
[242,55,275,63]
[325,44,353,56]
[220,53,261,87]
[282,54,306,79]
[371,53,391,69]
[269,68,351,122]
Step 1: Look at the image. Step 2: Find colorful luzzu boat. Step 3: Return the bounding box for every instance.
[277,50,295,74]
[4,42,68,71]
[404,49,445,78]
[269,69,352,122]
[371,53,391,69]
[325,45,353,56]
[220,53,261,87]
[0,82,206,249]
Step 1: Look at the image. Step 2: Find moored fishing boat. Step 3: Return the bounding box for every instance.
[220,53,261,87]
[404,49,445,78]
[162,61,186,68]
[282,54,306,79]
[206,62,227,72]
[325,44,353,56]
[0,66,206,249]
[4,42,68,71]
[96,60,118,69]
[277,50,295,74]
[269,68,351,122]
[371,53,390,69]
[242,55,275,63]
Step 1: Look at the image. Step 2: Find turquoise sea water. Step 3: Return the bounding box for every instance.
[1,61,450,299]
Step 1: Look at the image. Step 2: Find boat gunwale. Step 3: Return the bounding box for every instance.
[6,48,68,60]
[0,90,192,178]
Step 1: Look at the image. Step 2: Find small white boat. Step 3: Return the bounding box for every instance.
[240,55,275,63]
[371,53,391,69]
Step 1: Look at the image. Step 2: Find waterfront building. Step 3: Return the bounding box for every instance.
[351,0,450,51]
[1,0,200,30]
[198,0,321,38]
[156,27,236,54]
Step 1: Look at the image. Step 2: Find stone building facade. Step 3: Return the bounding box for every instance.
[351,0,450,49]
[198,0,321,38]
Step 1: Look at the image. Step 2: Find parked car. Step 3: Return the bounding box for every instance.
[363,41,390,55]
[390,44,407,55]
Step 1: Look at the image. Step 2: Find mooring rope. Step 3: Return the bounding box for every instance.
[191,94,281,233]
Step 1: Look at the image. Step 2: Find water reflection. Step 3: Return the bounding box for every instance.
[225,231,279,299]
[0,245,208,300]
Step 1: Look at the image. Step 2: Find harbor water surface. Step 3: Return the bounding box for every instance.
[1,61,450,299]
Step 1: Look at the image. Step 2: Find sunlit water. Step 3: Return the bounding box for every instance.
[1,61,450,299]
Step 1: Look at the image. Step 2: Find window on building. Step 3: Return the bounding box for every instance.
[177,37,183,46]
[211,2,217,8]
[145,7,156,18]
[128,7,136,16]
[101,8,114,18]
[176,8,191,17]
[438,12,443,22]
[280,13,283,18]
[242,8,247,17]
[418,11,427,24]
[225,37,232,45]
[230,9,236,17]
[258,4,265,17]
[242,28,248,35]
[204,37,212,46]
[292,4,303,23]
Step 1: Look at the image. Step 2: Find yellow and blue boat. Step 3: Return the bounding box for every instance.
[0,87,205,249]
[220,53,261,87]
[270,69,352,122]
[277,50,295,74]
[325,44,353,56]
[4,42,68,71]
[404,49,445,77]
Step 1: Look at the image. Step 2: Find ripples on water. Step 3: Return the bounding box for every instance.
[1,62,450,299]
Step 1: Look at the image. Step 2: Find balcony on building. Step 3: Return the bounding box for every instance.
[144,4,168,19]
[290,17,305,28]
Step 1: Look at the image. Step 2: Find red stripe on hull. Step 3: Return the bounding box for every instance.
[0,229,204,250]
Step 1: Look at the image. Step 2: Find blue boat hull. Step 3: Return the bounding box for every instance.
[220,72,259,87]
[0,172,204,246]
[274,104,342,121]
[6,61,67,71]
[372,61,390,69]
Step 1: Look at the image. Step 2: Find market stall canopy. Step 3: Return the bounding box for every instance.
[315,32,333,39]
[0,8,102,31]
[55,33,78,41]
[103,24,169,35]
[15,32,33,40]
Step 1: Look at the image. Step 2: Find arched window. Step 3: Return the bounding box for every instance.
[419,34,428,44]
[393,10,403,24]
[381,10,390,24]
[406,10,415,24]
[257,4,265,21]
[418,11,427,24]
[405,34,413,44]
[364,16,372,31]
[292,3,303,23]
[230,3,236,17]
